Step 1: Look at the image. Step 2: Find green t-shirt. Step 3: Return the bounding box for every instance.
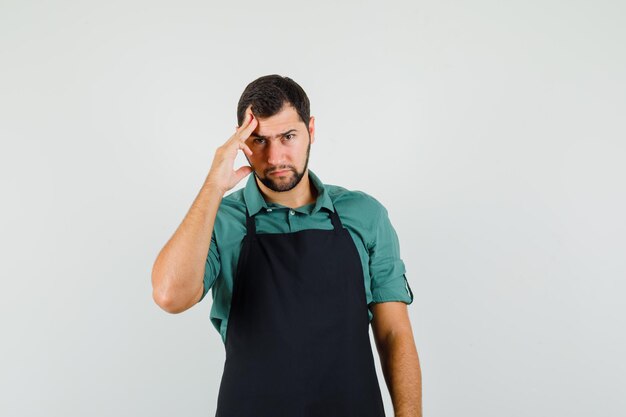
[199,170,414,344]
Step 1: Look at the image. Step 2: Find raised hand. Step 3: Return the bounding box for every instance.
[205,105,258,194]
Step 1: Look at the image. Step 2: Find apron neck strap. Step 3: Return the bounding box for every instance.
[245,208,343,235]
[245,209,256,236]
[329,208,343,232]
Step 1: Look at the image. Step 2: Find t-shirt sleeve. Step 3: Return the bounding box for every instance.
[368,204,414,305]
[197,231,221,303]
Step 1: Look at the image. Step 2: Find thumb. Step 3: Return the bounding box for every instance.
[233,165,253,183]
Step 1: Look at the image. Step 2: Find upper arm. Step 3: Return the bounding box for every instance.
[368,204,414,305]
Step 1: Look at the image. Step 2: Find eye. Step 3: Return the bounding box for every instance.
[284,133,295,140]
[253,138,266,145]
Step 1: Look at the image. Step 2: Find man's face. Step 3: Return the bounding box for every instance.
[243,104,315,192]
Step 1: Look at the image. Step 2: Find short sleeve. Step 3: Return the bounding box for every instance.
[197,231,221,303]
[368,205,414,305]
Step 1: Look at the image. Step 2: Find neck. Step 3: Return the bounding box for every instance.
[256,170,318,209]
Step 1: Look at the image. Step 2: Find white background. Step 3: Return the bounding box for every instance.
[1,0,624,416]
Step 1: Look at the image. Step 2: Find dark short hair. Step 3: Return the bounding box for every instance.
[236,74,311,128]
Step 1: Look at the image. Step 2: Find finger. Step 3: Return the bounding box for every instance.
[239,141,253,157]
[236,105,254,132]
[238,114,258,141]
[233,165,253,182]
[230,121,257,149]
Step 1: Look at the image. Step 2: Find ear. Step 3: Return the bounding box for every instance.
[308,115,316,144]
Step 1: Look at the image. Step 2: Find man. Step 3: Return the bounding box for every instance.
[152,74,422,417]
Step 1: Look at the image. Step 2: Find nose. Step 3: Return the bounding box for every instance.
[266,140,284,166]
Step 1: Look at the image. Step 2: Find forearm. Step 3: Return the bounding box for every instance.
[151,179,224,313]
[378,330,422,417]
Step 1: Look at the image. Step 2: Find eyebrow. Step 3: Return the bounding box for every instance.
[250,129,298,140]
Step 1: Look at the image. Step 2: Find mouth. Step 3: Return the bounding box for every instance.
[268,169,291,176]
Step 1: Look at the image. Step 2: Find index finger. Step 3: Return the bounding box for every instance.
[236,106,258,141]
[237,105,254,130]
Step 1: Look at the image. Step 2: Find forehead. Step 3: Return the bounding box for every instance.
[253,105,304,136]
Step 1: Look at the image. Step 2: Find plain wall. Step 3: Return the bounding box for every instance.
[1,0,624,416]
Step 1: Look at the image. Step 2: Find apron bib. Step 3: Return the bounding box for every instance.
[215,208,386,417]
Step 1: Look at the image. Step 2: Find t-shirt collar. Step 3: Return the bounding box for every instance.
[242,169,335,216]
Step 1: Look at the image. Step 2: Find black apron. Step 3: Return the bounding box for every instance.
[215,207,386,417]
